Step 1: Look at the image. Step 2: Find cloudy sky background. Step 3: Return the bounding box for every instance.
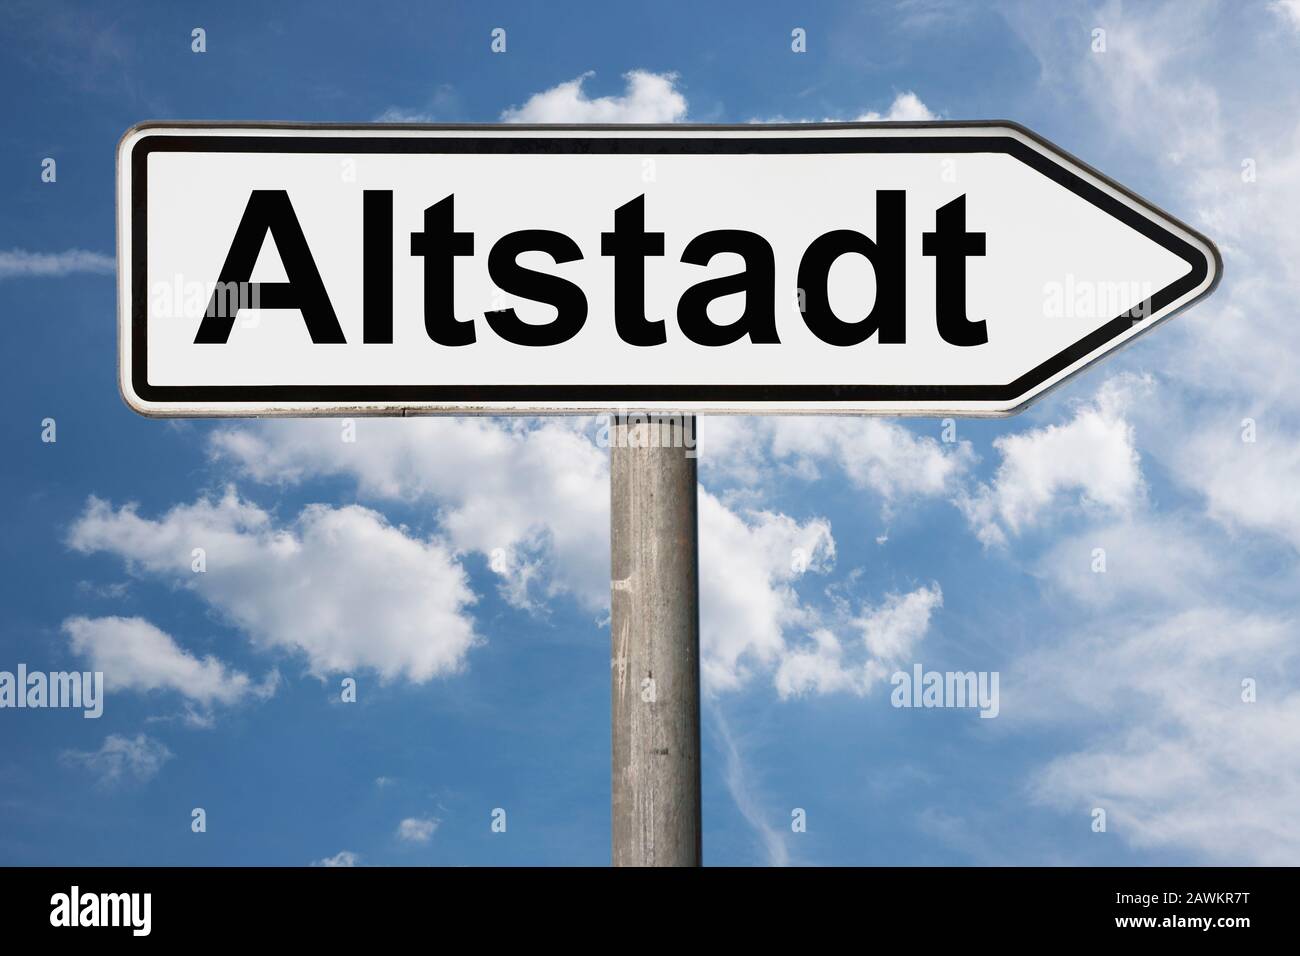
[2,0,1298,865]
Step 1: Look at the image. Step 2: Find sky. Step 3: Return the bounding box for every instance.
[1,0,1299,866]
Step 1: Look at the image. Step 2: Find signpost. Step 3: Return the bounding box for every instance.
[117,121,1220,865]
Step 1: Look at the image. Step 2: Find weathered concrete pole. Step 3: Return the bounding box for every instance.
[609,414,702,867]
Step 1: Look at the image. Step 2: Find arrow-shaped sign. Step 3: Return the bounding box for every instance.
[117,121,1220,417]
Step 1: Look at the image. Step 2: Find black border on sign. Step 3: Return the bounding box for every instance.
[125,122,1221,408]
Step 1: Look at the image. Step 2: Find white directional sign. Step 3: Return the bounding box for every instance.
[117,122,1219,417]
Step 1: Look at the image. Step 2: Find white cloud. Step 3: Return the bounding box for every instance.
[990,0,1300,864]
[375,83,458,123]
[710,700,791,866]
[774,584,943,698]
[1017,608,1300,863]
[1003,0,1295,405]
[854,91,937,121]
[1033,517,1214,609]
[700,416,972,507]
[62,615,277,714]
[75,580,131,600]
[1050,4,1300,554]
[1270,0,1300,32]
[752,91,938,124]
[68,491,479,683]
[312,850,361,867]
[859,583,944,659]
[62,733,172,786]
[396,817,438,843]
[714,583,942,861]
[501,70,687,123]
[768,418,969,502]
[958,376,1148,546]
[375,107,433,123]
[699,492,834,692]
[772,628,855,698]
[1172,423,1300,551]
[210,419,609,612]
[0,248,114,279]
[213,419,913,696]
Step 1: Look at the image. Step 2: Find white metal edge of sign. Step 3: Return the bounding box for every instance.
[116,120,1222,419]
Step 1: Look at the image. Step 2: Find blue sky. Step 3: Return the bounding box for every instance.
[2,0,1300,866]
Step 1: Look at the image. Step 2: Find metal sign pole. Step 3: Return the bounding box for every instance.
[609,414,703,867]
